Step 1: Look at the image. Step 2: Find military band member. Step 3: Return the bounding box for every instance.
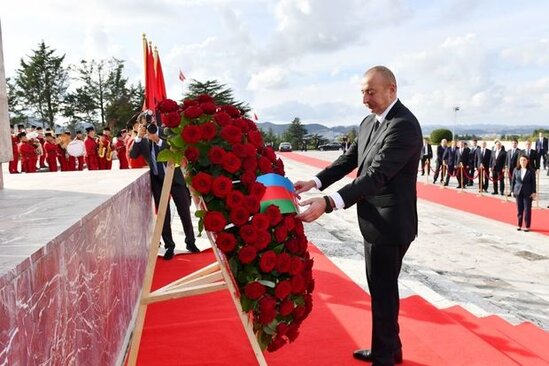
[115,130,129,169]
[67,130,86,171]
[98,127,113,170]
[18,132,38,173]
[9,125,20,174]
[43,133,58,172]
[36,126,47,169]
[84,127,100,170]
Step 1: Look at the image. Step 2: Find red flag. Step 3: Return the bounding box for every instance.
[144,41,158,111]
[179,69,186,82]
[154,49,167,104]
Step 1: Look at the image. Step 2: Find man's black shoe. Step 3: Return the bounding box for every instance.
[491,192,498,195]
[353,349,403,364]
[163,247,175,260]
[186,242,200,253]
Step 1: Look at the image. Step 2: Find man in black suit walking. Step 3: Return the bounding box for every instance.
[130,122,199,259]
[475,141,491,192]
[295,66,422,366]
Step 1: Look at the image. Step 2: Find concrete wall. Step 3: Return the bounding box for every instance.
[0,20,13,189]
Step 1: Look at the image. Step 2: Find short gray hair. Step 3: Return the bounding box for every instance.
[364,66,397,87]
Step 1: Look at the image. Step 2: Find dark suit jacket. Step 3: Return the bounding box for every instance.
[443,147,457,167]
[129,137,186,186]
[511,168,536,197]
[535,137,548,153]
[316,100,422,246]
[421,144,433,159]
[524,149,539,170]
[490,148,506,170]
[436,145,446,163]
[468,146,479,167]
[456,147,470,167]
[506,148,521,170]
[475,148,491,169]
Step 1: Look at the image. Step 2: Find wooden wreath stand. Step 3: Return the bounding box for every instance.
[126,162,267,366]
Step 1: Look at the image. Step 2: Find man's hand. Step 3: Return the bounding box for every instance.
[137,124,147,138]
[294,180,317,198]
[296,197,326,223]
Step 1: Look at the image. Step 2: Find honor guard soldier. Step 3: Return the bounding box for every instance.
[84,127,100,170]
[98,127,113,170]
[43,133,58,172]
[115,130,129,169]
[9,125,20,174]
[18,132,38,173]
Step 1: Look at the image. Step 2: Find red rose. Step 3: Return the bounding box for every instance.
[221,105,241,118]
[248,130,263,147]
[277,322,289,336]
[158,99,179,113]
[239,224,257,245]
[232,143,247,158]
[276,253,292,273]
[258,156,273,173]
[258,307,276,325]
[304,293,313,314]
[226,190,245,210]
[182,99,199,109]
[289,256,304,275]
[265,205,283,226]
[254,230,271,251]
[181,124,202,144]
[259,250,277,272]
[307,278,315,293]
[242,157,257,171]
[264,146,277,161]
[213,111,232,127]
[204,211,227,232]
[211,175,233,198]
[259,294,276,312]
[274,225,288,243]
[294,305,306,321]
[222,152,241,174]
[234,118,249,133]
[267,335,286,352]
[240,171,256,186]
[184,145,199,162]
[286,323,300,342]
[248,181,266,198]
[184,105,204,119]
[221,125,243,144]
[244,143,257,158]
[162,111,181,128]
[200,122,217,141]
[291,275,306,294]
[208,146,226,164]
[200,102,217,115]
[244,196,260,214]
[244,281,266,300]
[297,236,308,254]
[285,238,299,254]
[191,172,213,194]
[279,298,295,316]
[230,206,250,226]
[294,218,305,236]
[251,213,270,231]
[274,280,292,300]
[238,245,257,264]
[247,119,258,131]
[215,232,237,253]
[274,158,285,175]
[197,94,214,103]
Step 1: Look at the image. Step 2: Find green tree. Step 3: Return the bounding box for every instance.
[5,77,26,125]
[282,117,308,148]
[430,128,453,144]
[14,41,69,128]
[260,127,280,147]
[347,127,358,143]
[184,79,251,115]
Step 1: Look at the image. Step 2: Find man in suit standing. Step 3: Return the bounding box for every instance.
[489,140,506,195]
[443,140,458,187]
[523,140,538,170]
[432,139,447,184]
[130,122,199,259]
[475,141,491,192]
[420,138,433,176]
[294,66,422,366]
[505,139,521,197]
[535,132,548,169]
[455,140,470,189]
[468,139,480,186]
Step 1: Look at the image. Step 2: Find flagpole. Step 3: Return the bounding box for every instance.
[142,34,148,110]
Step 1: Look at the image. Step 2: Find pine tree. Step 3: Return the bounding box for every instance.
[282,117,308,149]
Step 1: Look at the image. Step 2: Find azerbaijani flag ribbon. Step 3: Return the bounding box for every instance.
[256,173,298,214]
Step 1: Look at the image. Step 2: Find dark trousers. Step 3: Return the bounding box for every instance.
[516,194,533,228]
[492,169,505,193]
[364,241,410,366]
[420,156,430,175]
[151,174,195,249]
[444,166,455,185]
[479,166,489,191]
[433,160,443,182]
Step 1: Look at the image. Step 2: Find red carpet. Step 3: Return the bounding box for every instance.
[281,152,549,235]
[134,244,549,365]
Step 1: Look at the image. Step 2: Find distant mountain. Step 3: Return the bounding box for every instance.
[258,122,547,140]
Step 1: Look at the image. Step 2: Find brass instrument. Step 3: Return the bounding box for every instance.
[106,141,113,161]
[98,139,105,158]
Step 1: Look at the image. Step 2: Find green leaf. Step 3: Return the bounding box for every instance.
[240,295,254,312]
[258,280,276,288]
[257,330,271,351]
[229,256,241,277]
[157,149,175,163]
[198,217,204,235]
[169,134,186,149]
[194,210,206,218]
[272,243,285,254]
[293,295,305,306]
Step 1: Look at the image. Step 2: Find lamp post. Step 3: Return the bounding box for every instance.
[453,106,460,141]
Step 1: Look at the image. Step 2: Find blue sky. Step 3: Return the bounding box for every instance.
[1,0,548,127]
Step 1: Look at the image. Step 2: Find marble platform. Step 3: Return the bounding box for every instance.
[0,169,153,365]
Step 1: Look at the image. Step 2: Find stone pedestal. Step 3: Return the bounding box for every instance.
[0,169,153,365]
[0,21,13,189]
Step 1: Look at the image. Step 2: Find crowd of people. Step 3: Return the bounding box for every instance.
[8,117,149,174]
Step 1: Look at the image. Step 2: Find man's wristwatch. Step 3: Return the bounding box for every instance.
[323,195,333,213]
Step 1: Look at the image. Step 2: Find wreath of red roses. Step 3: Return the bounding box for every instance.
[157,95,314,352]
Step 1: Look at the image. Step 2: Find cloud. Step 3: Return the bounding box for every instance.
[500,39,549,67]
[247,66,289,90]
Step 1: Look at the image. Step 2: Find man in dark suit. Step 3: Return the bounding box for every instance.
[443,140,458,187]
[455,141,470,188]
[295,66,422,366]
[130,122,199,259]
[505,139,521,196]
[489,140,506,195]
[432,139,447,184]
[475,141,491,192]
[535,132,548,169]
[467,139,480,186]
[523,140,539,170]
[420,138,433,176]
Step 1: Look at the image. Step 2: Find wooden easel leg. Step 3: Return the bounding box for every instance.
[127,162,176,366]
